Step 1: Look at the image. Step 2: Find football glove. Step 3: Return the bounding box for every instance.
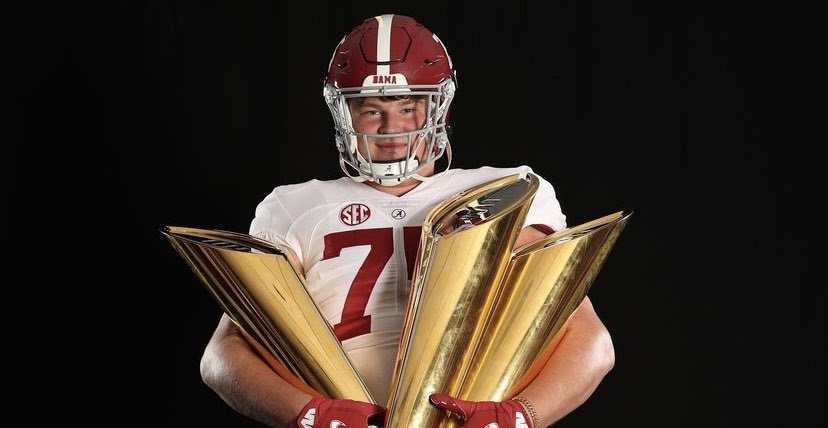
[429,393,535,428]
[295,397,385,428]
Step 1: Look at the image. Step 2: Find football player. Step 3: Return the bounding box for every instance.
[200,14,615,428]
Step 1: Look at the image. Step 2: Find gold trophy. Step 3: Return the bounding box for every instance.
[385,173,540,427]
[450,210,631,404]
[160,226,375,403]
[385,174,631,428]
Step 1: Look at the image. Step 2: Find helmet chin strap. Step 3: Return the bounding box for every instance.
[352,131,427,186]
[368,157,421,186]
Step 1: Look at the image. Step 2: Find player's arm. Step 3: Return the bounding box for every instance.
[516,296,613,426]
[200,313,312,427]
[201,314,385,428]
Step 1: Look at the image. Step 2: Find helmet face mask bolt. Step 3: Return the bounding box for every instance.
[323,14,457,186]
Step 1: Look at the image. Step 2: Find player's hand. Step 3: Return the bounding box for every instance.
[295,397,385,428]
[429,393,534,428]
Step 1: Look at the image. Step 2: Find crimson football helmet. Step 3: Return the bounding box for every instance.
[323,14,457,186]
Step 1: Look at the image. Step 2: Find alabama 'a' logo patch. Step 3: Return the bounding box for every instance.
[340,203,371,226]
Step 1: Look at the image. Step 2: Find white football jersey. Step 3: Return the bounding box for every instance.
[249,166,566,404]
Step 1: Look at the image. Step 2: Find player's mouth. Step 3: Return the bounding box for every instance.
[374,142,409,156]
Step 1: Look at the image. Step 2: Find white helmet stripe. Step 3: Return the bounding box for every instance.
[433,34,453,70]
[375,14,394,76]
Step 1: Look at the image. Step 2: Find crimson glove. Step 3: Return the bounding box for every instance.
[295,397,385,428]
[429,393,535,428]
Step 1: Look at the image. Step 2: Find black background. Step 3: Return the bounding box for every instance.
[13,1,825,426]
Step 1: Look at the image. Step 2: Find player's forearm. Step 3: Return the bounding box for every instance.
[517,298,615,427]
[201,319,311,427]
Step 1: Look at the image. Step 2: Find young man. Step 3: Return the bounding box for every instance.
[199,14,615,428]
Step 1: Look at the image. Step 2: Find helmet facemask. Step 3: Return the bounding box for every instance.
[324,78,456,186]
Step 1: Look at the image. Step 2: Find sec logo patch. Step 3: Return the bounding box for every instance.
[340,203,371,226]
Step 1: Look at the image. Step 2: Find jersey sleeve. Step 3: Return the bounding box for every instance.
[519,166,567,233]
[249,186,303,260]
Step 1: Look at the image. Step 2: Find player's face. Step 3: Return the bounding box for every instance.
[348,96,429,162]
